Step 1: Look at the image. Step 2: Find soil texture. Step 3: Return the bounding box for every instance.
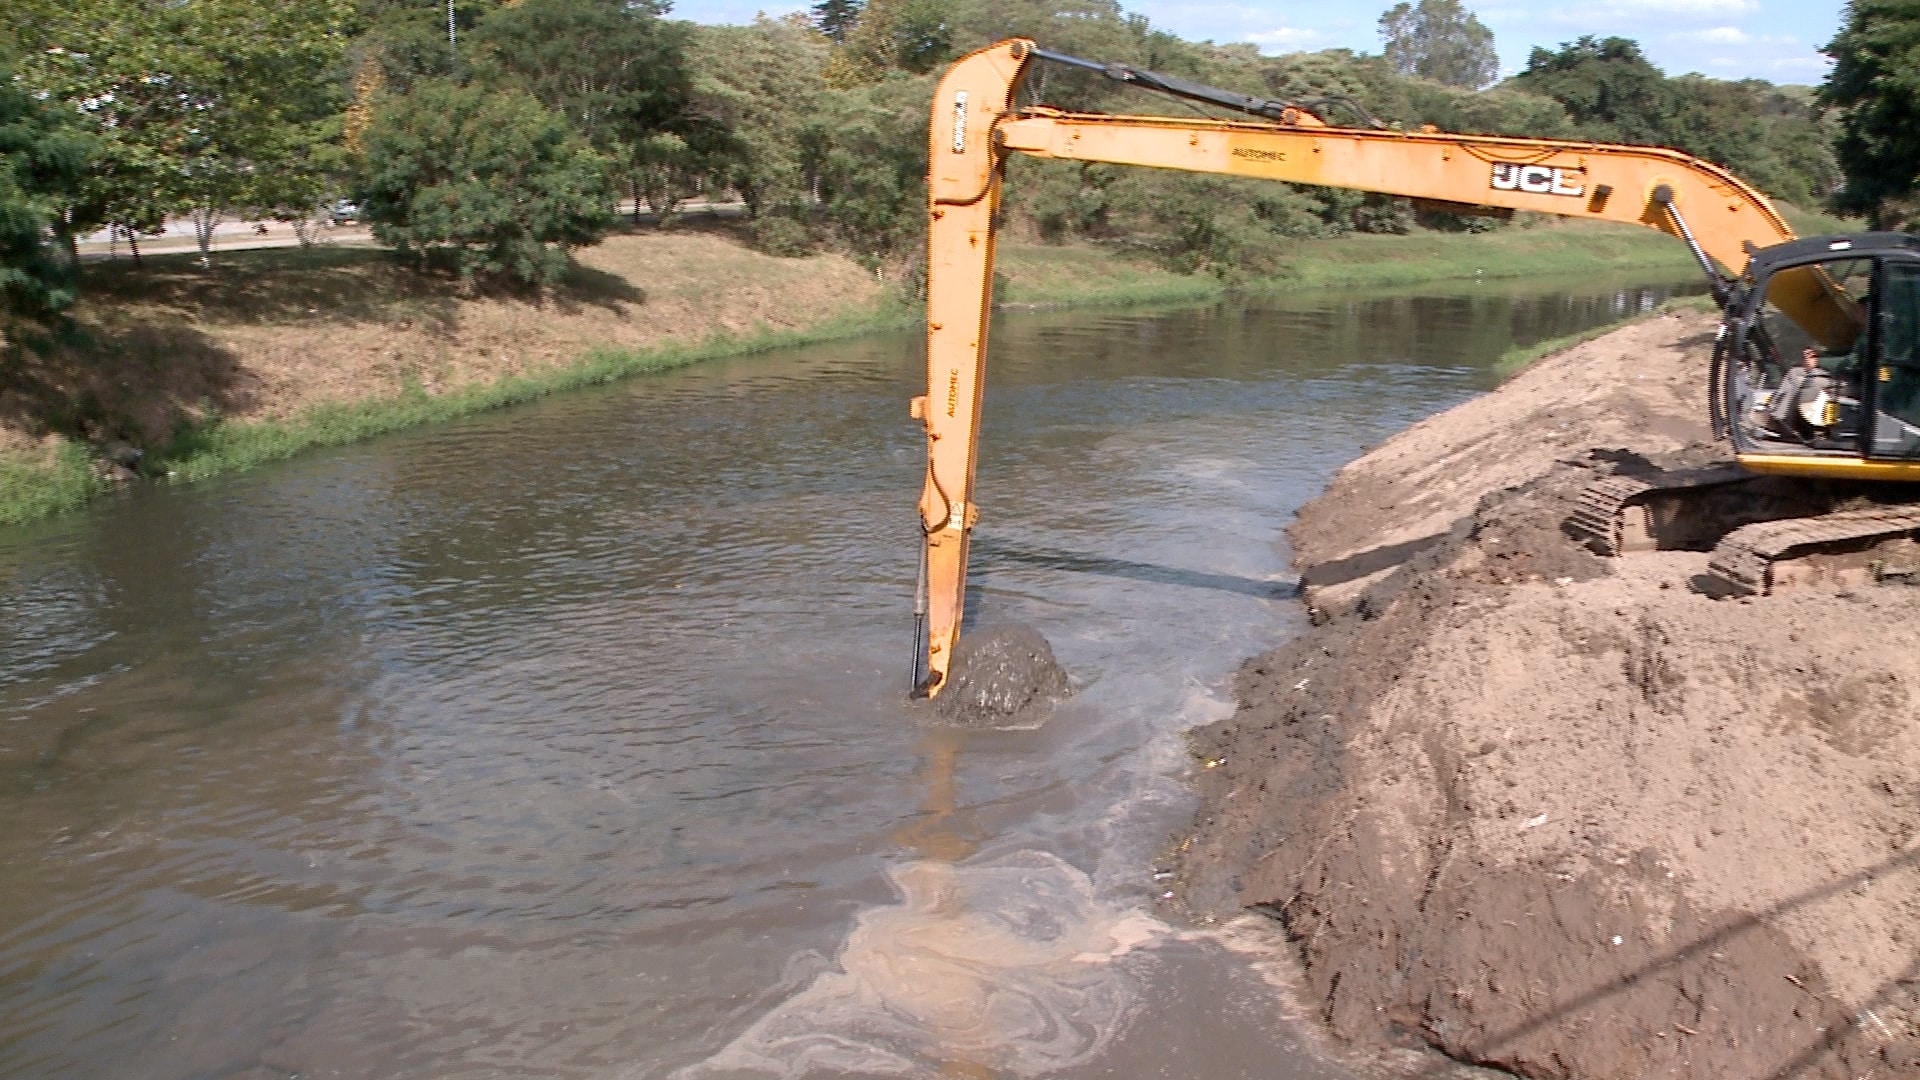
[1177,309,1920,1078]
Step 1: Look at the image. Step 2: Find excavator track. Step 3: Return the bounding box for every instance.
[1565,466,1752,556]
[1702,505,1920,595]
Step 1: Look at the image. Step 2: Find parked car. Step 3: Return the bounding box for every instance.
[329,199,361,225]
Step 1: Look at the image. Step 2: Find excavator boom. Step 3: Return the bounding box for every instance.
[909,38,1842,697]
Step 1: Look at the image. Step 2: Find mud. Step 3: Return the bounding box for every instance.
[1177,309,1920,1078]
[925,623,1071,729]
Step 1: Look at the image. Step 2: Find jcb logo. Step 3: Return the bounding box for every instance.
[1491,162,1585,197]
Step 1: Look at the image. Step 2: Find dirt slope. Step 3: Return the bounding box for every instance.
[0,228,883,457]
[1177,309,1920,1078]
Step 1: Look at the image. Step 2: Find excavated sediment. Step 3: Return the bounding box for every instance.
[922,623,1070,729]
[1174,310,1920,1078]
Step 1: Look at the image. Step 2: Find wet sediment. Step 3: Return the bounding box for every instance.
[922,623,1072,730]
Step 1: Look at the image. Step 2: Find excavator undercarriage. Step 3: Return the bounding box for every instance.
[1566,465,1920,596]
[1562,230,1920,598]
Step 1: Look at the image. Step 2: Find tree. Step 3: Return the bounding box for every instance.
[683,19,830,248]
[0,53,93,331]
[467,0,693,218]
[1665,76,1821,205]
[1513,37,1840,207]
[812,0,863,43]
[165,0,354,261]
[801,75,931,260]
[11,0,354,265]
[836,0,954,77]
[1822,0,1920,226]
[1378,0,1498,89]
[353,0,503,91]
[359,80,617,287]
[469,0,689,152]
[1512,36,1673,145]
[11,1,169,254]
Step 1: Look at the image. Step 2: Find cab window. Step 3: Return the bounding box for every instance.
[1877,262,1920,427]
[1757,256,1871,376]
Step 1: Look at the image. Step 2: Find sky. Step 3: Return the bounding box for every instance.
[668,0,1845,85]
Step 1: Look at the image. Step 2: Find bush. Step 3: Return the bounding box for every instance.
[750,214,815,257]
[359,81,616,288]
[1351,194,1414,234]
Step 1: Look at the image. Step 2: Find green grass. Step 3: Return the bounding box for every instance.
[998,219,1706,305]
[0,443,109,527]
[1492,294,1720,380]
[1247,219,1699,292]
[994,244,1224,307]
[1778,202,1862,237]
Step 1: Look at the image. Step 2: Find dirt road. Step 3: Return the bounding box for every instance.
[1176,308,1920,1078]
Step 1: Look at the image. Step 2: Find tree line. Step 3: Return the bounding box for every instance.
[1,0,1916,327]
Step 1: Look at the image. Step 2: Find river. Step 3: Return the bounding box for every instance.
[0,273,1697,1079]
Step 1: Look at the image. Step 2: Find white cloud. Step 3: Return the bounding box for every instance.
[1245,26,1326,52]
[1588,0,1758,17]
[1677,26,1751,44]
[1771,54,1832,72]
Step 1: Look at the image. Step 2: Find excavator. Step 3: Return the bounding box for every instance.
[908,38,1920,698]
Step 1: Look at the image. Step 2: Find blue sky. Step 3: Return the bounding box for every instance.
[668,0,1844,85]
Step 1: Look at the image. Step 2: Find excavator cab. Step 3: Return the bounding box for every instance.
[1727,234,1920,465]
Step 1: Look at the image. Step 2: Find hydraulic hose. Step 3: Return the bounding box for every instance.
[1709,326,1730,439]
[1028,47,1385,128]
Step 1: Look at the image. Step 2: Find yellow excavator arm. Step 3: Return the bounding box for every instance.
[909,38,1837,697]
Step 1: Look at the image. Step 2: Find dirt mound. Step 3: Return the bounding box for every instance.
[1176,310,1920,1078]
[1287,310,1721,618]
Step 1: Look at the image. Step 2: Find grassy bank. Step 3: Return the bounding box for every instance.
[0,218,1736,527]
[994,244,1222,307]
[0,303,925,525]
[1255,217,1699,290]
[996,216,1718,309]
[155,304,914,486]
[0,443,104,525]
[1493,293,1721,380]
[0,226,909,526]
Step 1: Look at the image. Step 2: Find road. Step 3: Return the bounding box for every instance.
[75,202,747,262]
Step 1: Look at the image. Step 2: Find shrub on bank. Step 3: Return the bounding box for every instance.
[359,81,617,288]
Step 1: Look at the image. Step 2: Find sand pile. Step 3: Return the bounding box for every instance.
[1177,309,1920,1078]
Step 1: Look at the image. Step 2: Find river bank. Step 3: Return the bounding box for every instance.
[1,276,1686,1079]
[0,217,1700,526]
[1174,309,1920,1077]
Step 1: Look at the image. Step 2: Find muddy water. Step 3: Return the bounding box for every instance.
[0,274,1696,1079]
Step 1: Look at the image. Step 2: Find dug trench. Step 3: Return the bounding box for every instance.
[1173,308,1920,1078]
